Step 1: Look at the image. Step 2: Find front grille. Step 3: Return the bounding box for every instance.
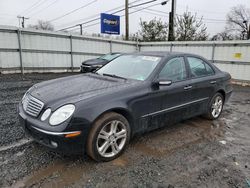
[22,93,44,117]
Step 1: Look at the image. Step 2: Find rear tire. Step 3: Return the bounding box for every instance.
[87,112,131,162]
[204,93,224,120]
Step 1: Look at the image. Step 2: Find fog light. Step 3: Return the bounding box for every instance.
[50,141,58,148]
[41,108,51,121]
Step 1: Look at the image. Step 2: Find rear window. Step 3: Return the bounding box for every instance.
[187,57,214,77]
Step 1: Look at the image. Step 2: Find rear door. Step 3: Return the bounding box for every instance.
[185,56,217,117]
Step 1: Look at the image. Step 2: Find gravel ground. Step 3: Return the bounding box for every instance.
[0,73,249,188]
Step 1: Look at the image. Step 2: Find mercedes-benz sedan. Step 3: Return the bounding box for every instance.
[18,52,232,162]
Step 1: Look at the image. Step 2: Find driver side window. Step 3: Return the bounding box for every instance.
[159,57,187,82]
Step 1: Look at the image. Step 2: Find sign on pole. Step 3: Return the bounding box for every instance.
[100,13,120,35]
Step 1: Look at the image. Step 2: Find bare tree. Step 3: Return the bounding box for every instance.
[226,5,250,39]
[139,18,168,42]
[211,30,234,41]
[175,11,208,41]
[28,20,54,31]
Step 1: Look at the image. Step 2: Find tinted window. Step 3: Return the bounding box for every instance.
[187,57,214,77]
[159,57,187,82]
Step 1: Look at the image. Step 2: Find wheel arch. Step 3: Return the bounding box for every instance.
[216,89,226,101]
[92,107,135,134]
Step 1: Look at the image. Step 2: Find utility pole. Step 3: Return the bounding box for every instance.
[168,0,176,41]
[125,0,129,40]
[17,16,29,28]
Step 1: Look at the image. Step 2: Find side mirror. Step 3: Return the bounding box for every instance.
[152,79,172,87]
[159,80,172,86]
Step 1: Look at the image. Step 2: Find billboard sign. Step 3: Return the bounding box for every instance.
[101,13,120,35]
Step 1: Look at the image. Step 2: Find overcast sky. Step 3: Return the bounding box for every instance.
[0,0,249,37]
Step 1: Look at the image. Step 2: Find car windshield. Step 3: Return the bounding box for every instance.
[99,53,120,61]
[97,55,161,81]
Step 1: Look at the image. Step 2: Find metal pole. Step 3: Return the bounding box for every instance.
[110,40,112,53]
[125,0,129,40]
[211,43,215,63]
[136,37,139,51]
[80,24,83,35]
[70,35,74,72]
[170,42,173,52]
[17,29,24,75]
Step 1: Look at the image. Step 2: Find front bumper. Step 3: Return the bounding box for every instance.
[18,104,87,155]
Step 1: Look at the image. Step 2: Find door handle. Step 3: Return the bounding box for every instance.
[184,85,192,90]
[210,80,217,84]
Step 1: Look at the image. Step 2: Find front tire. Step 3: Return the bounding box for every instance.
[204,93,224,120]
[87,112,131,162]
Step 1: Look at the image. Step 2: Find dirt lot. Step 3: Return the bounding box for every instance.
[0,73,249,188]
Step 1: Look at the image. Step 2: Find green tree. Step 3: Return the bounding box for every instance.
[139,18,168,42]
[175,11,208,41]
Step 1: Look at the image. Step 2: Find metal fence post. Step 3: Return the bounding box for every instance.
[110,40,112,53]
[17,29,24,75]
[70,35,73,72]
[211,43,215,63]
[170,42,173,52]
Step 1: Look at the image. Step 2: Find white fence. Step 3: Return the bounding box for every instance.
[0,26,250,81]
[0,26,137,73]
[140,41,250,81]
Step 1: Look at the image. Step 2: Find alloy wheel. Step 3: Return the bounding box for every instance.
[211,96,223,118]
[96,120,127,158]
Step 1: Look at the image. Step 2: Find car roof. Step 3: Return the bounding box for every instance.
[129,51,197,57]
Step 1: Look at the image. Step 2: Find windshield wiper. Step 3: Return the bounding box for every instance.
[102,73,127,80]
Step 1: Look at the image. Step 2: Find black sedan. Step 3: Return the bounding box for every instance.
[80,52,121,73]
[18,52,232,162]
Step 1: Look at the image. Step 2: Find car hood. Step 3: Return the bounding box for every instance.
[82,58,108,66]
[29,73,138,107]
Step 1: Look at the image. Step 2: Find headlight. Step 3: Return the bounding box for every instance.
[49,104,75,126]
[41,108,51,121]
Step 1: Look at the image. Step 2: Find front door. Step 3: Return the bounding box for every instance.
[149,56,193,129]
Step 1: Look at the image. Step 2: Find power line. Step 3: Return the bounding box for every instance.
[55,0,144,30]
[28,0,60,17]
[18,0,44,15]
[81,1,165,30]
[146,8,227,22]
[21,0,50,16]
[49,0,98,22]
[132,7,169,17]
[176,5,227,15]
[58,0,160,31]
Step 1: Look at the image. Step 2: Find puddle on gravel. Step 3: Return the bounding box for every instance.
[131,117,226,158]
[12,160,92,188]
[111,156,128,167]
